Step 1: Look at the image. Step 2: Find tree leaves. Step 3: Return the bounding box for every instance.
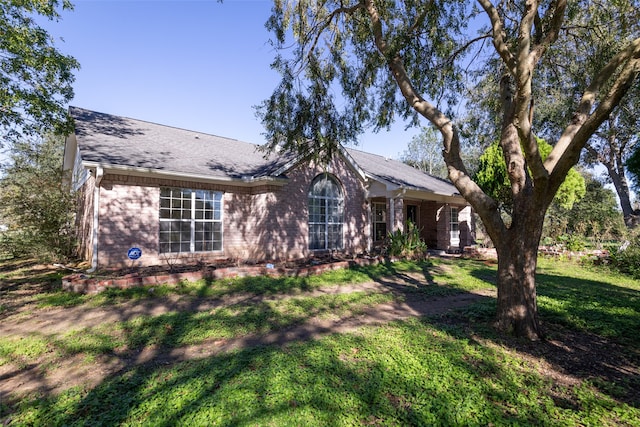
[0,0,79,144]
[0,134,77,260]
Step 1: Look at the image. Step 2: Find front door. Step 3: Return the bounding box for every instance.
[406,205,418,226]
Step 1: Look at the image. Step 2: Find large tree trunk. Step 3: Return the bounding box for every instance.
[493,208,545,340]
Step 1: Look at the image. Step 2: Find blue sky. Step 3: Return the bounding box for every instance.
[42,0,421,159]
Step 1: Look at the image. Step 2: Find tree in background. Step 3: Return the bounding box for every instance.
[474,138,586,215]
[582,84,639,227]
[400,127,448,178]
[258,0,640,340]
[0,0,78,145]
[401,126,481,179]
[544,173,626,246]
[627,144,640,210]
[0,135,76,260]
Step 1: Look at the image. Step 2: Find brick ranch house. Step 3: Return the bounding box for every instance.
[63,107,474,270]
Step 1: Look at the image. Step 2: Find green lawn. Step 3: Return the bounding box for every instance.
[1,257,639,426]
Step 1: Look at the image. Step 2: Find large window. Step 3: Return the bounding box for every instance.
[159,188,222,253]
[450,206,460,246]
[372,202,387,242]
[308,174,344,250]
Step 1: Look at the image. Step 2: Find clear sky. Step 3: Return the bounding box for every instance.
[41,0,422,159]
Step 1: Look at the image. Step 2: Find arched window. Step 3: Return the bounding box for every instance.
[308,174,344,250]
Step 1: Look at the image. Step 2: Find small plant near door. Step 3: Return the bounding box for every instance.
[387,221,427,259]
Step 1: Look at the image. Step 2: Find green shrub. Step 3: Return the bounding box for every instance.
[609,238,640,279]
[557,234,586,252]
[386,221,427,259]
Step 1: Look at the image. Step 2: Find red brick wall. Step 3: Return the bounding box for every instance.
[97,177,160,267]
[419,201,439,249]
[225,155,369,261]
[93,153,369,268]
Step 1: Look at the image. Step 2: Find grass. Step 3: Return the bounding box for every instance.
[1,256,639,426]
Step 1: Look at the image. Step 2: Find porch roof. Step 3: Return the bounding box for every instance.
[345,148,461,198]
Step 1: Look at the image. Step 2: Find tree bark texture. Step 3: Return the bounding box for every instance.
[493,209,546,340]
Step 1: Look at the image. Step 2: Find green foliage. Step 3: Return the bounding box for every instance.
[557,234,586,252]
[473,141,511,209]
[609,235,640,280]
[543,174,626,244]
[386,221,427,259]
[627,145,640,193]
[3,257,640,424]
[474,138,586,213]
[0,0,79,142]
[0,135,77,260]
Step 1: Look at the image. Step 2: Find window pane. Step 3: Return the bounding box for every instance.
[309,224,325,250]
[160,188,222,253]
[374,223,387,242]
[308,176,343,250]
[327,224,343,249]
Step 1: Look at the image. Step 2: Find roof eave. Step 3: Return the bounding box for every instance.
[81,161,289,187]
[364,171,465,202]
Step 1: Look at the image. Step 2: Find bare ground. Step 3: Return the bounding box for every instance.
[1,264,639,411]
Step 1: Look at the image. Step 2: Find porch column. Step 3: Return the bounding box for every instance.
[389,197,404,233]
[436,204,450,250]
[458,205,475,247]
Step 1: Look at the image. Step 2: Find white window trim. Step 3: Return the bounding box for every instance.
[308,175,344,251]
[450,206,460,245]
[372,202,387,242]
[159,188,223,254]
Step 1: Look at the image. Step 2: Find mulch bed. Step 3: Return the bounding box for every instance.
[61,254,386,294]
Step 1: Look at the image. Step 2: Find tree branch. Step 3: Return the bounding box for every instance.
[548,40,640,186]
[512,1,549,182]
[477,0,516,74]
[307,1,364,60]
[548,37,640,174]
[530,0,567,64]
[363,0,505,239]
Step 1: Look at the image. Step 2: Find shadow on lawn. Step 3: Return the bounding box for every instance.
[18,316,546,426]
[465,266,640,407]
[3,259,640,424]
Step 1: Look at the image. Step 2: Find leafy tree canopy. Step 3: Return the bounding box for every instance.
[0,0,79,144]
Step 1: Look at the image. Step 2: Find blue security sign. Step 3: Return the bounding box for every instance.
[127,247,142,260]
